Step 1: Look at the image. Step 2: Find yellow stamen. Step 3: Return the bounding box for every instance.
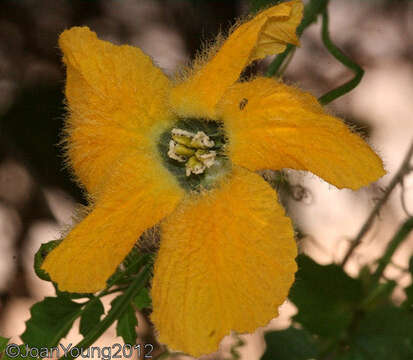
[195,149,216,168]
[186,156,206,176]
[191,131,215,149]
[172,134,194,147]
[168,127,217,176]
[175,144,196,157]
[168,140,186,162]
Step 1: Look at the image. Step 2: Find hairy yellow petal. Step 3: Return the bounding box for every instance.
[151,166,296,357]
[42,151,184,293]
[170,0,303,119]
[60,26,172,195]
[219,77,386,190]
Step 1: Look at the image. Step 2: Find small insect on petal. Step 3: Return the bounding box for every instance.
[239,98,248,110]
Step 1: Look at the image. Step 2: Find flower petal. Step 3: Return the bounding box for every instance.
[42,152,184,293]
[170,0,303,119]
[151,166,296,356]
[60,27,173,195]
[218,77,385,190]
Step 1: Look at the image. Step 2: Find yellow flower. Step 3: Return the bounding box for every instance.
[41,0,385,356]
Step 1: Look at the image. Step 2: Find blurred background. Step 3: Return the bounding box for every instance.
[0,0,412,359]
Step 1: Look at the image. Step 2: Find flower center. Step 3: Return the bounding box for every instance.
[168,129,216,176]
[158,118,229,191]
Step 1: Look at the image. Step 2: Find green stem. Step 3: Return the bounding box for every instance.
[266,0,329,77]
[370,217,413,288]
[266,44,294,77]
[341,141,413,266]
[98,286,128,297]
[318,8,364,105]
[58,264,152,360]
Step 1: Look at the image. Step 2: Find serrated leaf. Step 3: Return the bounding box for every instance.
[110,295,138,345]
[353,305,413,360]
[133,288,152,310]
[21,297,83,347]
[55,289,93,299]
[34,240,61,282]
[79,298,105,337]
[289,255,363,338]
[116,304,138,345]
[261,327,318,360]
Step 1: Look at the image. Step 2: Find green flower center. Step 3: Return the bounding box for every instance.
[158,118,229,191]
[168,129,216,176]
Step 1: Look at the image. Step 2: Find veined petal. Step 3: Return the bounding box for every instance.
[42,151,184,293]
[218,77,385,190]
[170,0,303,119]
[151,166,296,356]
[60,27,173,195]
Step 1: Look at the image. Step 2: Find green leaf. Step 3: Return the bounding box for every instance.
[0,337,9,352]
[334,348,366,360]
[261,327,318,360]
[403,284,413,310]
[116,306,138,345]
[21,297,83,347]
[34,240,61,282]
[123,246,144,270]
[408,254,413,275]
[111,296,138,345]
[353,305,413,359]
[133,288,152,310]
[55,289,93,300]
[107,251,151,288]
[79,299,105,337]
[289,255,363,338]
[61,264,152,360]
[358,265,372,289]
[249,0,281,13]
[361,280,396,311]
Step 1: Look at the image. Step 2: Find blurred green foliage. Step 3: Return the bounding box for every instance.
[262,220,413,360]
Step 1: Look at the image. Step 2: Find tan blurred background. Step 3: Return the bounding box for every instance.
[0,0,412,359]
